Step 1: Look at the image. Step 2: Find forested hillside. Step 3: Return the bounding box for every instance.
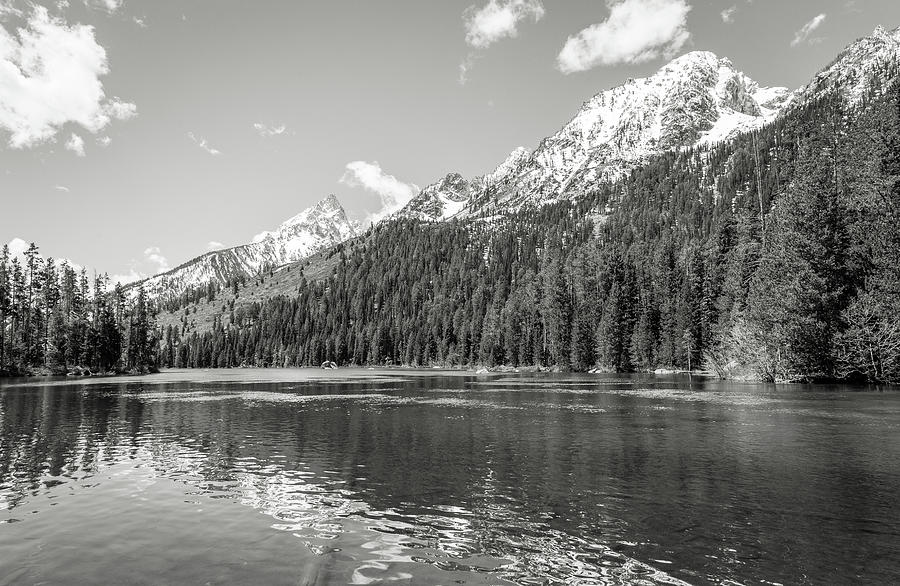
[4,59,899,382]
[157,77,900,382]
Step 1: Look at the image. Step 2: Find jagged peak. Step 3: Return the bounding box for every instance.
[869,24,900,40]
[282,194,347,227]
[492,146,528,171]
[666,50,720,69]
[317,193,342,208]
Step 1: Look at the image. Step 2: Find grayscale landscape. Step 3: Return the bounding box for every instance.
[2,0,900,584]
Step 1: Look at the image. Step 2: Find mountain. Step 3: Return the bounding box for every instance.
[399,50,789,221]
[399,26,900,222]
[138,194,358,298]
[147,25,900,384]
[793,25,900,106]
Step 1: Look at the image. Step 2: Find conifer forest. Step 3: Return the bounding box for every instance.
[3,79,900,383]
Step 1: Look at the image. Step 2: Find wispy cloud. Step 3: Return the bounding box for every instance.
[458,54,479,85]
[143,246,169,274]
[112,246,170,285]
[464,0,544,49]
[5,237,82,271]
[253,122,287,137]
[83,0,122,14]
[111,267,143,286]
[721,5,737,24]
[97,135,111,147]
[187,132,221,156]
[339,161,419,224]
[0,7,137,148]
[460,0,544,83]
[54,185,70,193]
[791,13,826,47]
[65,133,85,156]
[207,241,224,252]
[557,0,691,73]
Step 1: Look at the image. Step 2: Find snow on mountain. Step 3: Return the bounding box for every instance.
[399,51,788,221]
[399,27,900,223]
[793,25,900,106]
[397,147,533,222]
[139,194,358,298]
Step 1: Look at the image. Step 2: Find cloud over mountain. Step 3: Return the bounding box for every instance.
[340,161,419,223]
[557,0,691,73]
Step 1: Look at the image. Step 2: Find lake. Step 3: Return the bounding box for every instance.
[1,369,898,585]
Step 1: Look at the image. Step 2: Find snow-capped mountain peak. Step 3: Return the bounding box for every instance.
[398,49,788,221]
[794,25,900,106]
[138,194,358,298]
[398,26,900,224]
[486,147,529,185]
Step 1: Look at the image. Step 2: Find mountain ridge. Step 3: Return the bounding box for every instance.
[136,194,358,299]
[397,26,900,222]
[139,25,900,299]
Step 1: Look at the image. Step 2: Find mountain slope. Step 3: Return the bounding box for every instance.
[139,194,358,298]
[793,25,900,106]
[400,50,789,221]
[399,27,900,222]
[158,48,900,383]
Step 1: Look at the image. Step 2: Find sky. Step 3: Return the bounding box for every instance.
[1,0,899,282]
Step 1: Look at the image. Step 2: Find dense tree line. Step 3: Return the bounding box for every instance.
[162,76,900,382]
[0,244,158,376]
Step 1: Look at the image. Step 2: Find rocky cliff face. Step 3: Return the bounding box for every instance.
[139,194,357,298]
[399,27,900,222]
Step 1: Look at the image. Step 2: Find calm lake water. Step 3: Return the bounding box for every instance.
[1,369,898,585]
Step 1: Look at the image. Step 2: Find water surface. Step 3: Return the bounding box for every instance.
[1,369,898,585]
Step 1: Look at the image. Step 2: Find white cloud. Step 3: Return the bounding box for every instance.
[65,133,85,156]
[458,54,475,84]
[463,0,545,49]
[143,246,169,274]
[207,241,224,252]
[54,185,70,192]
[105,100,137,121]
[84,0,122,13]
[97,135,111,147]
[113,245,170,285]
[791,14,826,47]
[339,161,419,224]
[6,237,28,260]
[556,0,691,73]
[187,132,221,156]
[0,7,137,148]
[721,6,736,23]
[459,0,544,82]
[111,267,142,286]
[0,2,23,17]
[253,122,287,137]
[4,237,81,271]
